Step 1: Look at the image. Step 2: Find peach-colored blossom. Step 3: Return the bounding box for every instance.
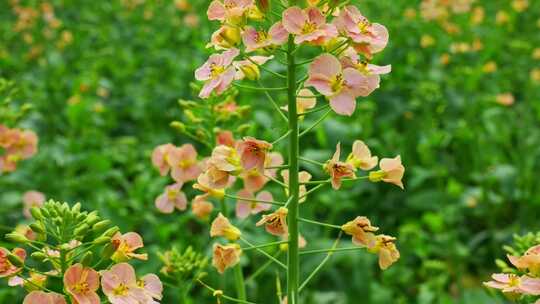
[138,273,163,302]
[496,93,514,106]
[207,0,253,24]
[210,145,242,174]
[256,207,289,237]
[370,235,400,270]
[324,143,355,189]
[281,88,317,116]
[212,243,242,274]
[208,25,241,50]
[195,48,240,98]
[346,140,378,171]
[101,263,149,304]
[281,170,312,203]
[237,137,272,173]
[22,190,45,218]
[169,144,201,182]
[306,54,378,116]
[484,273,540,295]
[210,213,242,241]
[23,291,66,304]
[234,55,274,80]
[235,189,272,219]
[63,264,100,304]
[151,143,176,176]
[0,247,25,278]
[193,172,228,198]
[282,6,337,45]
[155,183,188,213]
[242,22,288,52]
[341,216,378,248]
[191,195,214,219]
[240,151,282,192]
[369,156,405,189]
[111,232,148,262]
[339,47,391,88]
[508,245,540,276]
[333,6,388,58]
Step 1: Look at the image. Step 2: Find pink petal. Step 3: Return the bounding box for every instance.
[282,7,307,34]
[269,22,288,45]
[155,193,174,214]
[329,91,356,116]
[207,1,226,21]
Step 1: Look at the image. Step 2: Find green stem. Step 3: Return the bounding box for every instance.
[257,79,289,123]
[224,194,285,206]
[298,217,342,229]
[272,130,292,145]
[242,241,288,251]
[198,279,256,304]
[234,264,247,301]
[240,237,288,270]
[297,104,328,116]
[286,26,300,304]
[298,156,325,167]
[246,251,282,283]
[298,232,342,292]
[299,246,363,255]
[233,83,287,91]
[243,55,287,79]
[299,108,332,137]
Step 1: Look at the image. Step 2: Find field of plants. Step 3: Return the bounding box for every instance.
[1,0,540,303]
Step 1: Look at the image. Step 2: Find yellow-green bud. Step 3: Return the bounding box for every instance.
[29,222,45,234]
[31,252,48,261]
[74,224,89,237]
[80,251,93,266]
[368,170,386,182]
[170,121,186,132]
[102,226,119,238]
[92,220,111,232]
[178,99,197,108]
[93,236,111,245]
[29,207,43,220]
[5,233,28,243]
[71,202,81,213]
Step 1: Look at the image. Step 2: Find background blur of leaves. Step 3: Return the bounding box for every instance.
[1,0,539,303]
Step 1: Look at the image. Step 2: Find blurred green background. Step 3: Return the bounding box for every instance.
[1,0,540,303]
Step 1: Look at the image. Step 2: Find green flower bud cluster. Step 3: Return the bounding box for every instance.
[159,246,208,279]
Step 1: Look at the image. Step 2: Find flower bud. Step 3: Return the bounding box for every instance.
[368,170,386,182]
[85,211,100,226]
[92,220,111,232]
[7,253,24,267]
[93,236,111,245]
[31,252,48,261]
[239,64,260,81]
[178,99,197,108]
[101,243,115,259]
[80,251,94,266]
[74,224,89,237]
[71,202,81,213]
[5,233,28,243]
[102,226,120,238]
[170,121,186,132]
[184,110,203,123]
[29,207,43,220]
[29,222,45,234]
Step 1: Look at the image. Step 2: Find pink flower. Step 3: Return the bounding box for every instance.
[234,55,274,80]
[346,140,378,170]
[155,183,188,213]
[216,130,236,147]
[369,156,405,189]
[63,264,100,304]
[151,143,176,176]
[237,137,272,173]
[282,6,337,45]
[235,189,272,219]
[23,291,66,304]
[306,54,378,116]
[207,0,253,24]
[208,25,241,50]
[484,274,540,295]
[169,144,201,182]
[210,145,242,174]
[0,247,26,278]
[5,129,38,159]
[193,171,228,198]
[138,273,163,302]
[191,195,214,219]
[240,151,283,192]
[22,190,45,218]
[212,243,242,274]
[195,48,240,98]
[340,48,391,89]
[333,6,389,58]
[242,22,288,52]
[281,170,312,203]
[256,207,289,237]
[101,263,150,304]
[324,143,356,189]
[508,245,540,276]
[111,232,148,262]
[210,213,242,241]
[371,235,400,270]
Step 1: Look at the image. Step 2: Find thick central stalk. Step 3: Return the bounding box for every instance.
[286,33,300,303]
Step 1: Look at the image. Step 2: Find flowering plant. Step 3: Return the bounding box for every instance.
[0,200,162,304]
[151,0,406,302]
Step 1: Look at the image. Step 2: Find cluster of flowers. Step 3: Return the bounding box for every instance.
[0,124,38,173]
[0,201,163,304]
[484,244,540,303]
[196,0,390,116]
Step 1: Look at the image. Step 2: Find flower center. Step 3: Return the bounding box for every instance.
[113,283,130,296]
[256,31,268,43]
[210,63,226,78]
[73,282,90,293]
[508,275,521,287]
[330,74,344,92]
[301,21,317,34]
[357,18,371,33]
[167,188,179,200]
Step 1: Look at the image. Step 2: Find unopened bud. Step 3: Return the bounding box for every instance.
[5,233,28,243]
[71,202,81,213]
[239,64,260,81]
[184,110,203,123]
[29,222,45,234]
[170,121,186,132]
[7,253,24,267]
[368,170,386,183]
[102,226,120,238]
[74,224,89,237]
[29,207,43,220]
[178,99,197,108]
[80,251,94,266]
[93,236,111,245]
[31,252,48,261]
[92,220,111,232]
